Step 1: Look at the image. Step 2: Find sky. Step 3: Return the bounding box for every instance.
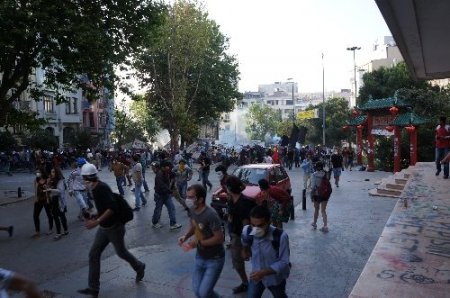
[202,0,392,93]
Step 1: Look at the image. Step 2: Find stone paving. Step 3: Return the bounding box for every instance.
[350,162,450,297]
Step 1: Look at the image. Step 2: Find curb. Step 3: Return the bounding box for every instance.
[0,195,33,206]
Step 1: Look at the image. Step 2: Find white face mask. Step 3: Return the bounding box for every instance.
[36,173,41,178]
[251,227,266,238]
[185,198,195,209]
[217,172,224,180]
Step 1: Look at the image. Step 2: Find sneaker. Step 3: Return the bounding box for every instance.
[444,176,449,179]
[46,230,53,236]
[135,263,146,282]
[133,207,140,212]
[436,170,441,176]
[232,283,248,294]
[170,223,182,230]
[152,223,162,229]
[54,234,62,241]
[31,233,40,239]
[320,226,329,233]
[311,223,317,229]
[77,288,99,297]
[63,231,69,236]
[7,226,13,237]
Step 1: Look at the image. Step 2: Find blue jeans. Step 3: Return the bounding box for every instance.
[177,181,188,199]
[248,279,287,298]
[134,182,147,208]
[115,176,125,196]
[152,193,177,225]
[435,147,449,177]
[88,224,143,291]
[192,255,225,298]
[201,170,212,189]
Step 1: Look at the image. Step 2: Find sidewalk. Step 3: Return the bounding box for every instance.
[350,162,450,297]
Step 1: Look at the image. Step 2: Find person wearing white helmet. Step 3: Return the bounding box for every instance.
[67,158,93,220]
[77,163,145,297]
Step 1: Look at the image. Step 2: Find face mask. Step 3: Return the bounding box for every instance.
[185,198,195,209]
[217,172,224,180]
[36,173,41,178]
[251,226,266,238]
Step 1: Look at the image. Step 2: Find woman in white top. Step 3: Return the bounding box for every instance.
[46,167,68,240]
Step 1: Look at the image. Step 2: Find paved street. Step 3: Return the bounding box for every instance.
[0,165,396,297]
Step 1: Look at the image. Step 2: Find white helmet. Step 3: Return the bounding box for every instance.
[81,163,98,177]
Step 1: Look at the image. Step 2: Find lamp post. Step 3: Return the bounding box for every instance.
[347,46,361,107]
[286,78,296,123]
[322,53,326,146]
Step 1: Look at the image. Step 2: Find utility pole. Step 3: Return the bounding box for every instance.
[322,53,326,146]
[346,46,361,107]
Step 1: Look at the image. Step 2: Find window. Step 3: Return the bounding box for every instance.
[65,97,78,114]
[89,112,95,127]
[44,96,54,113]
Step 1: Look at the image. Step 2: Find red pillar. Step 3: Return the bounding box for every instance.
[393,126,401,172]
[367,113,375,172]
[409,127,417,165]
[357,126,363,164]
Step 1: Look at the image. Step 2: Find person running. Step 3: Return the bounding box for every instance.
[178,184,225,298]
[198,152,212,191]
[241,205,291,298]
[0,268,43,298]
[110,158,128,196]
[226,175,256,294]
[67,158,93,220]
[310,161,330,233]
[46,167,69,240]
[151,160,182,230]
[0,226,13,237]
[32,171,53,238]
[77,163,145,298]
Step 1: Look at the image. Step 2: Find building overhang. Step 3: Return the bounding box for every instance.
[375,0,450,80]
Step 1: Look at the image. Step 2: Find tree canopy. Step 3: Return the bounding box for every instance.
[133,0,240,152]
[245,104,281,141]
[0,0,165,127]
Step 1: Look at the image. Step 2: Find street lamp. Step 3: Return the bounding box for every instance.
[286,78,295,122]
[347,46,361,107]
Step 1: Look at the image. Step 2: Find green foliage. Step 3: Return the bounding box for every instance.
[358,62,430,105]
[0,131,17,151]
[112,109,147,147]
[134,0,240,152]
[70,129,93,150]
[299,98,351,146]
[23,130,58,150]
[129,96,160,139]
[0,0,165,126]
[246,104,281,141]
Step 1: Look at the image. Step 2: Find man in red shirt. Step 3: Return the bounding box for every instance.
[435,116,450,179]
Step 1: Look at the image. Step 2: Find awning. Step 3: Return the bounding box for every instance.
[375,0,450,80]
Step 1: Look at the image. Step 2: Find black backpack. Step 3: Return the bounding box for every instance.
[112,193,134,224]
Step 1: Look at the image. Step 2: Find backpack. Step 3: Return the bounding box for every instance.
[112,193,134,224]
[314,173,332,200]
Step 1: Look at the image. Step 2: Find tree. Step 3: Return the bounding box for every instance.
[134,0,240,152]
[129,96,160,140]
[299,98,351,147]
[0,0,165,127]
[23,130,58,150]
[0,131,16,151]
[112,109,147,147]
[245,104,281,141]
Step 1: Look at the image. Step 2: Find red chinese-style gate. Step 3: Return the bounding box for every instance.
[344,97,428,172]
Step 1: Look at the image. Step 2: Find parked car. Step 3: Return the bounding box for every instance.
[210,163,293,219]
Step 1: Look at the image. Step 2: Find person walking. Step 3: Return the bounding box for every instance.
[178,184,225,298]
[32,171,53,238]
[46,167,69,240]
[301,153,314,191]
[226,175,256,294]
[174,159,193,200]
[310,161,330,233]
[151,161,182,230]
[131,154,147,211]
[241,205,291,298]
[435,116,450,179]
[330,148,344,187]
[77,163,145,298]
[255,179,291,229]
[198,152,212,191]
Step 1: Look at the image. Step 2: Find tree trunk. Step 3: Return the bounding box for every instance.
[169,128,180,154]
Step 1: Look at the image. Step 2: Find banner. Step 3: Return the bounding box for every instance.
[297,109,318,120]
